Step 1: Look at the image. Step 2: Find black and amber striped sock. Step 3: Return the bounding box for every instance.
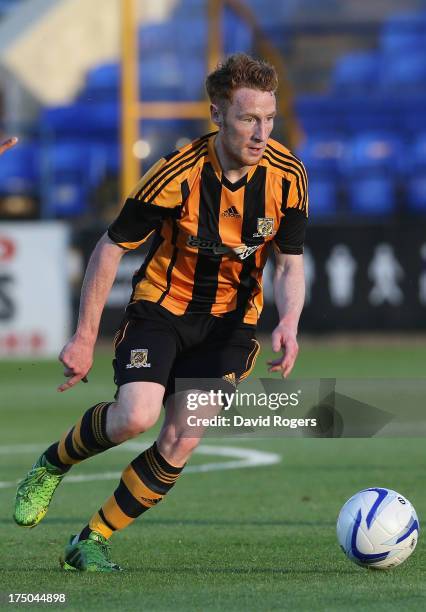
[79,442,183,540]
[43,402,116,473]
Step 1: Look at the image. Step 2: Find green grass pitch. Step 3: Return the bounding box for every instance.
[1,341,426,611]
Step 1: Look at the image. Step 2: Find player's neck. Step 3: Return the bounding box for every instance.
[214,135,251,184]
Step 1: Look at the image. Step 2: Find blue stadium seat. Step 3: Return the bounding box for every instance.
[80,63,119,103]
[174,17,208,53]
[406,175,426,213]
[175,57,205,101]
[411,133,426,168]
[298,133,344,217]
[138,22,178,56]
[0,142,38,196]
[43,142,106,217]
[404,133,426,213]
[340,132,402,174]
[332,52,381,95]
[340,97,401,134]
[173,0,207,18]
[380,55,426,93]
[244,0,298,26]
[340,132,401,215]
[87,103,119,137]
[400,96,426,134]
[297,133,344,174]
[40,104,92,136]
[80,57,190,103]
[380,10,426,55]
[140,55,184,101]
[295,95,344,133]
[41,103,119,139]
[308,177,339,217]
[224,6,253,55]
[103,143,121,175]
[84,63,120,100]
[346,176,396,215]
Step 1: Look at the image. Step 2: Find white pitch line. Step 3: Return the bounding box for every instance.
[0,444,47,455]
[0,443,280,489]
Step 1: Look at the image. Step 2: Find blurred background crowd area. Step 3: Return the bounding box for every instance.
[1,0,426,225]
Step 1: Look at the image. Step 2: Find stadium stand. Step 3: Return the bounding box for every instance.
[298,6,426,217]
[41,141,106,218]
[0,141,38,197]
[3,1,426,220]
[332,52,382,95]
[405,133,426,212]
[380,9,426,55]
[340,132,401,215]
[297,133,344,217]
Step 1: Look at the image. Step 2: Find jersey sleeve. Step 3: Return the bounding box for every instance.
[108,157,185,250]
[273,167,309,255]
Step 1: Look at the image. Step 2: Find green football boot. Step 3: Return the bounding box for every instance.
[60,532,122,572]
[13,455,65,528]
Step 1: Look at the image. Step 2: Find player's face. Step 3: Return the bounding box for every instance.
[213,87,276,168]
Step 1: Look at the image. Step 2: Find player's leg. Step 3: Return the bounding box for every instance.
[155,318,260,466]
[60,306,183,571]
[61,389,219,572]
[14,313,176,528]
[60,381,168,572]
[59,309,257,571]
[13,383,165,528]
[157,389,222,464]
[69,321,260,563]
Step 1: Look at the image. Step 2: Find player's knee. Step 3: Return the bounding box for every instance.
[123,411,155,438]
[109,401,160,442]
[110,382,164,441]
[121,408,158,438]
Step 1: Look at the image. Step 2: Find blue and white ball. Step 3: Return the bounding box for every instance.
[337,488,419,569]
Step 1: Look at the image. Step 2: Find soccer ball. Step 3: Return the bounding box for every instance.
[336,488,419,569]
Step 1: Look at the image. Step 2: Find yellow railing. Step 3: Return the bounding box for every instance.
[120,0,302,201]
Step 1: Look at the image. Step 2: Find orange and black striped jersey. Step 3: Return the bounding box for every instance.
[108,131,308,325]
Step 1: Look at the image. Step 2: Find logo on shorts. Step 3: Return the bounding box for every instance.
[222,372,237,387]
[126,349,151,369]
[253,217,274,237]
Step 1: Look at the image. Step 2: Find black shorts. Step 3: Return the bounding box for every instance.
[112,300,260,402]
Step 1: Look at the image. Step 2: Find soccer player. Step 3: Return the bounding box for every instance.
[13,54,307,571]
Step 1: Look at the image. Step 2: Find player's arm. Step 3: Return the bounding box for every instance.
[58,233,126,392]
[268,252,305,378]
[268,165,308,377]
[58,156,185,392]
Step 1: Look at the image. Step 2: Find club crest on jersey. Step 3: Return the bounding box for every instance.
[126,349,151,369]
[253,217,274,237]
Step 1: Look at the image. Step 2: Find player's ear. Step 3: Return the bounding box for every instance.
[210,103,222,128]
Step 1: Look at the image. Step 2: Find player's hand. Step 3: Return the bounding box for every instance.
[57,335,94,392]
[0,136,18,155]
[267,322,299,378]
